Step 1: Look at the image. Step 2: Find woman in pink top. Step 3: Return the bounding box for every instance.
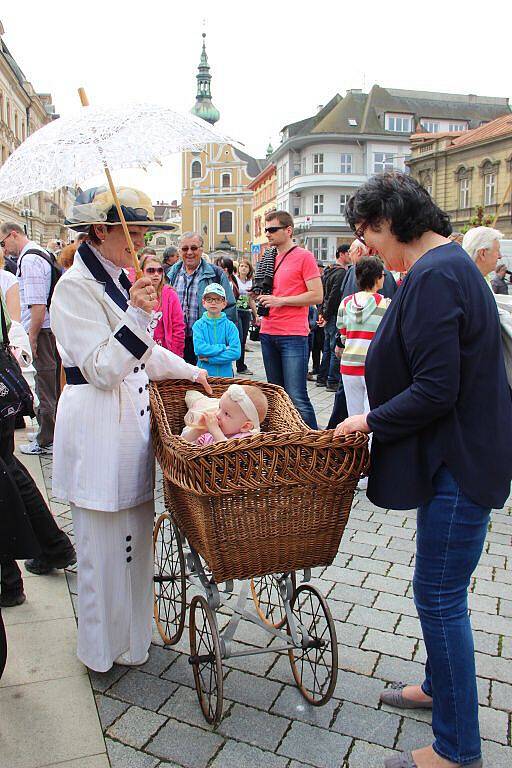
[140,253,185,357]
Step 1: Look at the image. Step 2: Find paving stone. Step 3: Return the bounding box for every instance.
[372,547,413,566]
[501,637,512,659]
[500,599,512,618]
[277,721,352,768]
[161,653,195,688]
[472,630,500,656]
[218,703,289,751]
[396,717,433,750]
[328,600,353,622]
[351,531,392,548]
[331,583,377,608]
[481,739,512,768]
[107,705,167,749]
[333,669,386,707]
[395,615,422,639]
[387,564,415,581]
[271,684,339,727]
[106,738,159,768]
[222,669,282,710]
[480,553,506,568]
[109,670,176,710]
[478,706,509,744]
[146,720,224,768]
[347,555,390,575]
[89,665,127,693]
[210,741,288,768]
[339,540,376,558]
[373,593,417,617]
[468,592,499,614]
[332,701,400,747]
[141,644,176,677]
[471,611,512,637]
[320,566,366,586]
[335,621,366,648]
[377,524,416,541]
[495,568,512,584]
[350,507,373,521]
[388,537,416,553]
[347,740,398,768]
[338,644,379,675]
[347,605,399,633]
[477,676,492,707]
[475,580,512,601]
[159,685,211,728]
[362,629,417,660]
[375,655,425,684]
[476,652,512,683]
[94,693,129,729]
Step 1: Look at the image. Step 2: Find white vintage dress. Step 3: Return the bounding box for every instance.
[50,243,198,671]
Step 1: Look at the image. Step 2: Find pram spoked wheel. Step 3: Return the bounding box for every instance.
[287,584,338,705]
[189,594,224,725]
[153,513,187,645]
[250,573,297,629]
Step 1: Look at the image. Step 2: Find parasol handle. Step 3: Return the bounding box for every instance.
[78,87,142,279]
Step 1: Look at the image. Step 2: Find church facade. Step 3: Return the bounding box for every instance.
[181,34,264,259]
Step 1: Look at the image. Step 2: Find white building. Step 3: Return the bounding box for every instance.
[272,86,510,261]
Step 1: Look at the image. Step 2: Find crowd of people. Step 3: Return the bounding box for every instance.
[1,175,511,768]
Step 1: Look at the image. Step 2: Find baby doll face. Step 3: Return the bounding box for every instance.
[216,392,251,436]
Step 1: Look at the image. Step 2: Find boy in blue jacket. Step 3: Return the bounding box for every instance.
[192,283,241,378]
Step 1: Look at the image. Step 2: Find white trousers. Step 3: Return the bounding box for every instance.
[71,501,154,672]
[342,374,370,417]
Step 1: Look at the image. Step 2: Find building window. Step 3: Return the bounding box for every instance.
[340,154,352,174]
[449,122,468,132]
[311,237,328,260]
[313,194,324,214]
[459,177,470,209]
[155,236,166,246]
[313,153,324,174]
[219,210,233,233]
[254,216,261,238]
[282,161,288,184]
[484,172,496,206]
[373,152,394,174]
[221,173,231,188]
[385,114,412,132]
[339,194,350,215]
[191,160,202,179]
[421,120,441,133]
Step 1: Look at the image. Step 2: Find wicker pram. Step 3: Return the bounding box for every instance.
[150,378,369,583]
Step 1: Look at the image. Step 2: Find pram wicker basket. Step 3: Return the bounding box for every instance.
[150,378,369,583]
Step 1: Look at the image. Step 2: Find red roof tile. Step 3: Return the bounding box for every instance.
[450,113,512,148]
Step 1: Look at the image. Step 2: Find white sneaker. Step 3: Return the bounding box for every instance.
[19,441,53,456]
[114,651,149,667]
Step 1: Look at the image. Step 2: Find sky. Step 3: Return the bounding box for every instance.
[2,0,510,203]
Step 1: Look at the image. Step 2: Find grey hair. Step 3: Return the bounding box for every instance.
[180,231,204,247]
[462,226,503,262]
[163,245,178,258]
[0,221,24,236]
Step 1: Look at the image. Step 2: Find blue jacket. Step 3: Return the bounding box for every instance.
[166,258,237,326]
[365,242,512,510]
[192,311,241,378]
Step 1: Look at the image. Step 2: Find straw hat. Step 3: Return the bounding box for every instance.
[65,186,176,232]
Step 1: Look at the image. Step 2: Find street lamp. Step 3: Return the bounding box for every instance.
[19,208,33,239]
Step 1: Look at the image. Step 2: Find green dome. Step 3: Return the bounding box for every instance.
[191,33,220,126]
[191,100,220,126]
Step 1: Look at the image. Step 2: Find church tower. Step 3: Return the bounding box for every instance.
[190,33,220,126]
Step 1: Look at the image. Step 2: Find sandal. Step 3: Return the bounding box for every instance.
[380,681,433,710]
[385,751,482,768]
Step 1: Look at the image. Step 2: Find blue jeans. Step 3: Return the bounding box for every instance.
[414,465,489,764]
[260,334,318,429]
[326,376,348,429]
[317,318,341,386]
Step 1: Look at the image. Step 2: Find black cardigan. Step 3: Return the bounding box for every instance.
[366,242,512,510]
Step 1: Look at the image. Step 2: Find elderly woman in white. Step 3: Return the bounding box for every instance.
[51,187,211,672]
[462,225,503,278]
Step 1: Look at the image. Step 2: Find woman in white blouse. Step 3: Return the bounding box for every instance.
[0,247,21,321]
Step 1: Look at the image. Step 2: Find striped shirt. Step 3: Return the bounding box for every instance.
[173,264,200,335]
[337,291,390,376]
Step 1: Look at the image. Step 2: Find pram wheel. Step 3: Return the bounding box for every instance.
[189,594,224,725]
[250,573,297,629]
[287,584,338,706]
[153,513,186,645]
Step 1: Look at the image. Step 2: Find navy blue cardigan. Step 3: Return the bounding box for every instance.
[366,242,512,510]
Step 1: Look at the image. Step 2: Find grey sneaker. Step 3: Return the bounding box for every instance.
[19,441,53,455]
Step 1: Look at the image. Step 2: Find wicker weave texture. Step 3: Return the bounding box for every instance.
[151,378,369,583]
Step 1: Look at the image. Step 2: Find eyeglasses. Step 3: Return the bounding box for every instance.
[203,296,224,303]
[0,233,12,249]
[354,223,368,244]
[264,226,288,234]
[145,266,164,275]
[181,245,200,252]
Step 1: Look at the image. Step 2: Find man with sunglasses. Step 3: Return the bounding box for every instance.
[166,232,236,364]
[257,211,323,429]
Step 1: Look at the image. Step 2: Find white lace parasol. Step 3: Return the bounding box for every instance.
[0,102,234,202]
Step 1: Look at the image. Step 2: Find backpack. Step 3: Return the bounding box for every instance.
[17,248,63,309]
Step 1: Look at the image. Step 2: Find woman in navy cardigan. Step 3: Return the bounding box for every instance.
[336,173,512,768]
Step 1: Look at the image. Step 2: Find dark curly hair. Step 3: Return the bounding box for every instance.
[345,172,452,243]
[355,256,384,291]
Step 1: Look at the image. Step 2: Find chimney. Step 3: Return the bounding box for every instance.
[317,104,324,113]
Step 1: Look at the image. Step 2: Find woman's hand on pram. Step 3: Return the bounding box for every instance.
[334,414,370,437]
[196,368,213,395]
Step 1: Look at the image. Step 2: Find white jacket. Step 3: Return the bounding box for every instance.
[50,250,198,511]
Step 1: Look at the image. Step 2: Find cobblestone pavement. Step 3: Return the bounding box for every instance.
[40,342,512,768]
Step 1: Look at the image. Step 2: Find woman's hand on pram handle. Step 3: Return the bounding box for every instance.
[195,368,213,395]
[334,414,370,437]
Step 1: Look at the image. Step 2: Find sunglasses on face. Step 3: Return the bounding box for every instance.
[0,234,11,248]
[145,266,163,275]
[264,226,288,234]
[181,245,200,252]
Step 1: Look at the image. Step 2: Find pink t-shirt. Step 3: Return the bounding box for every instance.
[260,246,320,336]
[196,431,252,446]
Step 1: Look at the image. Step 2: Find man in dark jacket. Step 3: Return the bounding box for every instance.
[316,244,350,389]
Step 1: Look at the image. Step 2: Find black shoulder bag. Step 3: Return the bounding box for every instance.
[0,301,34,419]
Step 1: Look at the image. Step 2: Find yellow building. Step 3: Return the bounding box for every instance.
[408,112,512,236]
[247,162,276,259]
[181,34,265,258]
